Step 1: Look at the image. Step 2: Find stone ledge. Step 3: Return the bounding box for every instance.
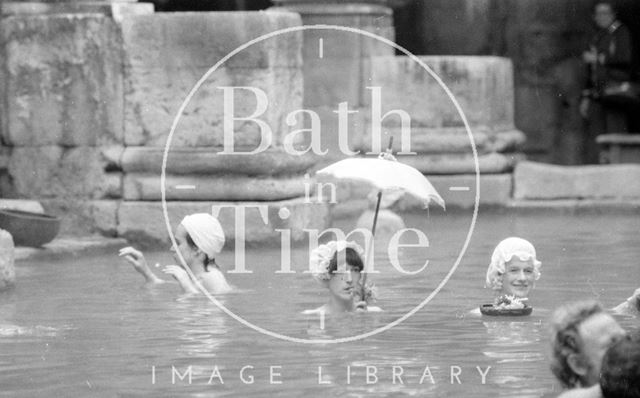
[14,236,127,262]
[123,174,310,201]
[121,147,318,176]
[514,161,640,200]
[397,152,520,174]
[506,199,640,215]
[39,199,120,237]
[117,198,330,248]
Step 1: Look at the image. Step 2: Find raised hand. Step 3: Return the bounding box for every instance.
[119,246,163,284]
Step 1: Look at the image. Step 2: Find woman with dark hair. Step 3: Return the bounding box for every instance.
[304,241,380,315]
[119,213,232,294]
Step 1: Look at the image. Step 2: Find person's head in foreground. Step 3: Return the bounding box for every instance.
[485,237,541,299]
[309,240,373,314]
[600,331,640,398]
[593,1,617,30]
[550,300,626,389]
[173,213,225,273]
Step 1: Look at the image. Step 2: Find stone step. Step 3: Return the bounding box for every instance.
[396,152,521,174]
[123,173,311,201]
[117,198,331,248]
[514,161,640,200]
[121,147,318,176]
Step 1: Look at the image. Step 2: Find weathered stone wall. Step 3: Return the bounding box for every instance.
[0,10,331,243]
[0,14,124,235]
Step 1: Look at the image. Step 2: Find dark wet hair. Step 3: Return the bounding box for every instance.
[328,248,364,274]
[185,232,216,272]
[601,332,640,398]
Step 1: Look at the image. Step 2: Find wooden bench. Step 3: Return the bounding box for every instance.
[597,134,640,164]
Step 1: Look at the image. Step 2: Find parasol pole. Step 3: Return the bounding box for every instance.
[360,136,393,302]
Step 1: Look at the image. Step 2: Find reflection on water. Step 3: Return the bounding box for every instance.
[481,317,548,398]
[172,297,229,358]
[0,212,638,397]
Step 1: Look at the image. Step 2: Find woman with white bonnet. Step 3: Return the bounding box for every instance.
[119,213,232,294]
[485,237,542,300]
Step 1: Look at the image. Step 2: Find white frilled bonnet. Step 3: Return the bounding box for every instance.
[485,237,541,290]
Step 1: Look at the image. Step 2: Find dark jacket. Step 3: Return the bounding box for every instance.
[585,20,633,97]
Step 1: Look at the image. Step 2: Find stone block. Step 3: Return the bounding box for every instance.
[117,198,330,247]
[122,11,304,147]
[124,64,303,148]
[303,57,361,108]
[355,126,491,154]
[0,229,15,291]
[364,56,516,132]
[396,152,518,175]
[0,14,123,146]
[514,161,640,200]
[123,173,309,201]
[39,199,119,237]
[294,106,365,157]
[120,11,302,70]
[121,147,317,176]
[8,146,123,199]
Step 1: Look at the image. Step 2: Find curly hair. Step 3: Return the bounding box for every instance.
[549,300,604,388]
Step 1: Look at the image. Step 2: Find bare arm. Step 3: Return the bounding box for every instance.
[612,288,640,315]
[119,246,164,285]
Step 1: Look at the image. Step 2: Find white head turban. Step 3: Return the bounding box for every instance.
[180,213,225,258]
[485,237,541,290]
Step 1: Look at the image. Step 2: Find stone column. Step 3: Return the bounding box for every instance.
[271,0,400,163]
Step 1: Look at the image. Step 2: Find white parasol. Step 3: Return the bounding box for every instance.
[316,139,445,301]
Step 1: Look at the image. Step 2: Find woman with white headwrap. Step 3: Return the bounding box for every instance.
[119,213,231,294]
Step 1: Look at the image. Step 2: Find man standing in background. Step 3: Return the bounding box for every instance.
[580,1,633,163]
